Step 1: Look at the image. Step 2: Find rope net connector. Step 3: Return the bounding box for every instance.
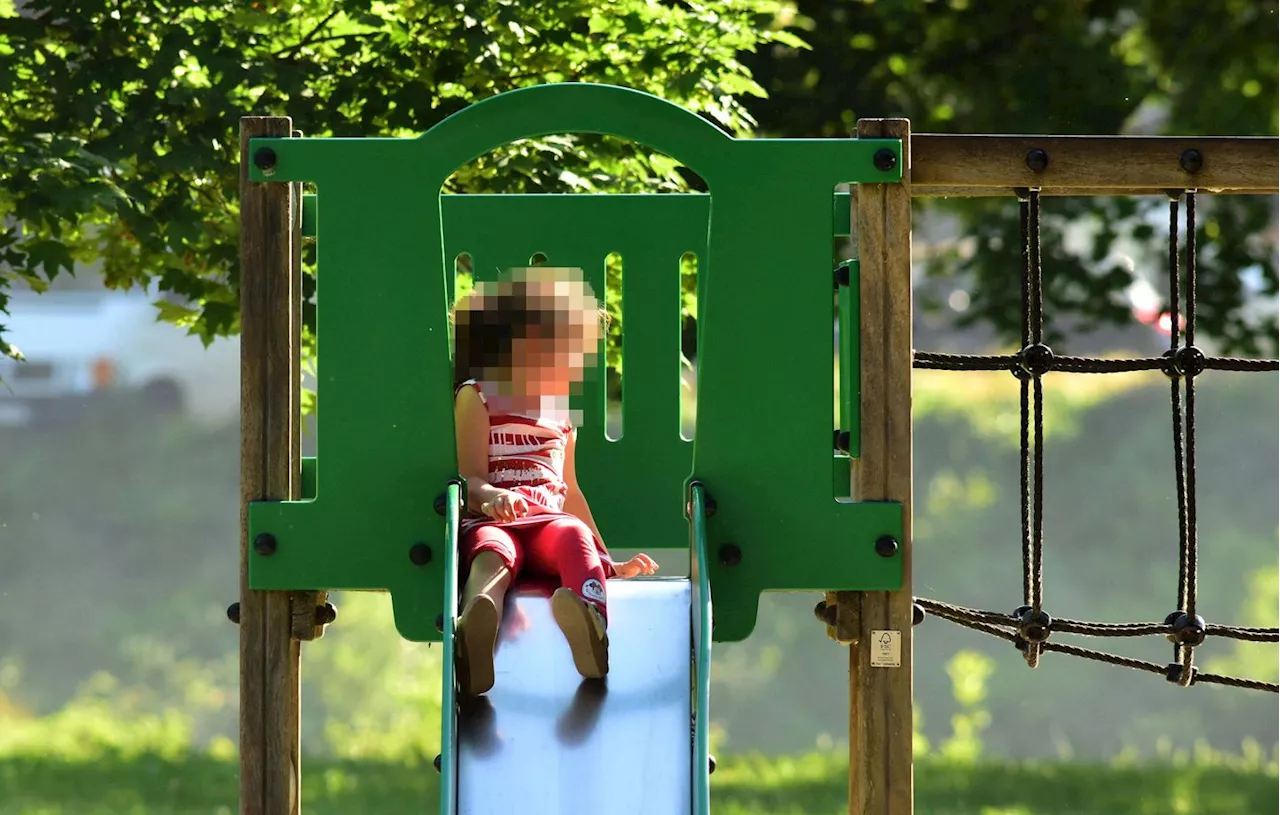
[1164,611,1208,647]
[1014,342,1055,380]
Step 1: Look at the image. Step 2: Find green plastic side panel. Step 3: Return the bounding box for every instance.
[686,141,904,642]
[244,83,903,644]
[689,485,712,815]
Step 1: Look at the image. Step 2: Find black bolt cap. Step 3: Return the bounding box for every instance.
[410,543,433,566]
[1179,149,1203,174]
[254,533,278,556]
[227,602,241,624]
[433,753,442,772]
[435,613,445,633]
[708,755,717,774]
[912,602,925,626]
[874,535,899,558]
[718,543,742,567]
[316,602,337,625]
[253,147,278,171]
[704,494,718,517]
[873,148,897,171]
[1025,148,1049,173]
[434,493,448,516]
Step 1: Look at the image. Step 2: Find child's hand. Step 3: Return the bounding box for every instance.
[613,553,659,579]
[481,491,529,522]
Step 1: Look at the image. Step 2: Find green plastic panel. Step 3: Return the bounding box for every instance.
[244,82,903,643]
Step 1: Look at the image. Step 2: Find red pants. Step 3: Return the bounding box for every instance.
[462,516,609,620]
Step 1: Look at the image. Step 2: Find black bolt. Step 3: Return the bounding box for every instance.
[1025,148,1049,173]
[834,430,851,454]
[873,148,897,172]
[912,602,925,626]
[227,602,241,624]
[316,602,337,625]
[834,264,851,288]
[254,533,278,556]
[708,755,717,774]
[874,535,899,558]
[1179,149,1203,174]
[433,753,442,772]
[434,493,447,516]
[704,494,718,517]
[1171,613,1207,647]
[435,613,445,633]
[410,543,433,566]
[253,147,278,173]
[718,543,742,567]
[814,600,837,626]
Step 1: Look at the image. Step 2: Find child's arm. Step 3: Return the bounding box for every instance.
[455,385,527,520]
[563,428,658,579]
[562,428,608,551]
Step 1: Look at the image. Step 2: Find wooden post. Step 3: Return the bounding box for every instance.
[845,118,914,815]
[239,116,303,815]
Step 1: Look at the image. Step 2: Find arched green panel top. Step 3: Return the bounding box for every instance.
[412,82,734,190]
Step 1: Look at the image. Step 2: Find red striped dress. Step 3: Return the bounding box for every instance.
[455,379,616,575]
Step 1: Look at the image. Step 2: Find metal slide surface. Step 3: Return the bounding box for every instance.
[456,579,693,815]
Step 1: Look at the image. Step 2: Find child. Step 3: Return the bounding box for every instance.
[451,267,658,697]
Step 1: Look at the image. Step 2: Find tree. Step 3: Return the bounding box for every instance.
[0,0,797,367]
[742,0,1279,355]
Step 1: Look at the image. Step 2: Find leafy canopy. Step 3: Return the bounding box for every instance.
[743,0,1279,354]
[0,0,798,366]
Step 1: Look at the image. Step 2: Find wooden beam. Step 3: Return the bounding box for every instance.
[239,116,303,815]
[847,118,915,815]
[911,134,1279,195]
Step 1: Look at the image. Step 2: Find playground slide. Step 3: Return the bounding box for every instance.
[454,580,695,814]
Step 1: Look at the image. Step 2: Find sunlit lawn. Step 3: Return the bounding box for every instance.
[2,750,1276,815]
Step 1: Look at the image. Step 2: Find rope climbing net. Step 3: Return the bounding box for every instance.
[912,189,1279,694]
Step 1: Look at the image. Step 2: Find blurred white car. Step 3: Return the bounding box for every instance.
[0,274,239,428]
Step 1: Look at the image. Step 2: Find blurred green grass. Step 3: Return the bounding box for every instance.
[1,750,1276,815]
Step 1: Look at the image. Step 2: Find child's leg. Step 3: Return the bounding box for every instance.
[523,517,609,679]
[457,526,521,696]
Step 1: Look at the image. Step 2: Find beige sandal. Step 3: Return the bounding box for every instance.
[551,588,609,680]
[456,594,499,696]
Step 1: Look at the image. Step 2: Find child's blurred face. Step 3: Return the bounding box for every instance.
[470,268,602,402]
[509,309,599,398]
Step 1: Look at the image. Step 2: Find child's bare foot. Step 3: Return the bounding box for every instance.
[456,594,500,696]
[551,588,608,680]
